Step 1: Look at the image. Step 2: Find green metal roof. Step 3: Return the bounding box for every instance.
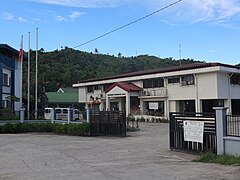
[57,87,78,93]
[46,92,78,103]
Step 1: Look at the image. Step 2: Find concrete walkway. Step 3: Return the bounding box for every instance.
[0,123,239,180]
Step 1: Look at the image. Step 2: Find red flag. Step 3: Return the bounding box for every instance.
[19,36,23,62]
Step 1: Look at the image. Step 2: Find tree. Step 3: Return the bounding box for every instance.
[117,52,122,58]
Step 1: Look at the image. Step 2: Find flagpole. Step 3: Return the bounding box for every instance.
[28,32,30,120]
[35,28,38,119]
[20,35,23,108]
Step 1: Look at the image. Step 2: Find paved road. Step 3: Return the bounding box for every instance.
[0,123,239,180]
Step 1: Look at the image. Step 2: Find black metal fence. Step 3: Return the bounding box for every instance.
[169,112,216,153]
[90,111,126,136]
[226,115,240,137]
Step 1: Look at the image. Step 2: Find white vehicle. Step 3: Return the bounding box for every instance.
[44,108,83,121]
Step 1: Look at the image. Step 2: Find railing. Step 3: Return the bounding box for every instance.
[90,111,126,136]
[226,115,240,137]
[141,88,167,97]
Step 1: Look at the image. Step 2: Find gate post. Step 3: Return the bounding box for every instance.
[50,108,55,124]
[86,106,91,123]
[213,107,228,155]
[67,107,73,124]
[19,107,25,123]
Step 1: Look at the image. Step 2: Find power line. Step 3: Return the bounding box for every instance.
[73,0,182,49]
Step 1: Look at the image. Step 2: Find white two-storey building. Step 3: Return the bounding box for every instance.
[73,63,240,119]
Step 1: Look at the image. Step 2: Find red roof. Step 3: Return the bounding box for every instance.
[105,82,142,93]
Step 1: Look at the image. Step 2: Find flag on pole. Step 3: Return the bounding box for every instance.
[19,37,23,62]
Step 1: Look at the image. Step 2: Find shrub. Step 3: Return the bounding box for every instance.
[0,108,19,120]
[0,123,90,136]
[54,124,68,134]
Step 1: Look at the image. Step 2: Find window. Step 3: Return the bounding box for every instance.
[143,78,164,88]
[168,77,180,84]
[2,73,8,86]
[87,85,104,92]
[62,109,68,114]
[56,109,61,113]
[94,85,100,90]
[87,86,94,93]
[230,74,240,85]
[103,83,112,91]
[181,75,194,86]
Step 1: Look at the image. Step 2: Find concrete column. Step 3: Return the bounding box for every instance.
[99,101,103,111]
[213,107,228,155]
[106,94,110,111]
[164,99,168,119]
[140,99,143,115]
[19,107,25,123]
[67,107,73,124]
[126,92,130,116]
[119,98,122,111]
[50,108,55,124]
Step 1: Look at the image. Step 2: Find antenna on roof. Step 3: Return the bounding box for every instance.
[179,43,182,66]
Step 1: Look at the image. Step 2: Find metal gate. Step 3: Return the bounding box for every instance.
[90,111,126,136]
[169,112,216,153]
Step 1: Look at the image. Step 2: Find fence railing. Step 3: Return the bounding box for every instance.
[226,115,240,137]
[169,112,216,153]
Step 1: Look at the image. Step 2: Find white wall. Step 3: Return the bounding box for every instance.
[217,73,229,99]
[167,84,196,100]
[197,72,218,99]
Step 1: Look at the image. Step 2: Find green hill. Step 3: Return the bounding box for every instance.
[23,47,202,95]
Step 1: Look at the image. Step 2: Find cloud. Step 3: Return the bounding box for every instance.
[28,0,131,8]
[160,20,179,26]
[208,49,219,53]
[3,12,14,20]
[68,11,85,20]
[173,0,240,24]
[55,11,85,22]
[2,12,28,23]
[56,15,67,22]
[18,17,28,22]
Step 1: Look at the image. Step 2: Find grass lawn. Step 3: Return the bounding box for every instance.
[193,152,240,166]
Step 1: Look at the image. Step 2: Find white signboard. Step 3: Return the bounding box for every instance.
[183,121,204,143]
[149,102,158,110]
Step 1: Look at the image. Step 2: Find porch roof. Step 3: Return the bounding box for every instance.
[105,82,142,93]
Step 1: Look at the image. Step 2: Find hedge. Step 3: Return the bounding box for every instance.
[0,122,90,136]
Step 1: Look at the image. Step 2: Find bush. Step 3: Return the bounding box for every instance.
[0,122,90,136]
[0,108,19,120]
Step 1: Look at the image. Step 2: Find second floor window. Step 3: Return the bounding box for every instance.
[168,76,180,84]
[143,78,164,88]
[87,86,94,93]
[181,75,194,86]
[230,74,240,85]
[2,73,8,86]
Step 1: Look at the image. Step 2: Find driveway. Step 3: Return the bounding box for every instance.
[0,123,239,180]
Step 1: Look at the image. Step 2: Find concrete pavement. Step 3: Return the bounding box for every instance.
[0,123,239,180]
